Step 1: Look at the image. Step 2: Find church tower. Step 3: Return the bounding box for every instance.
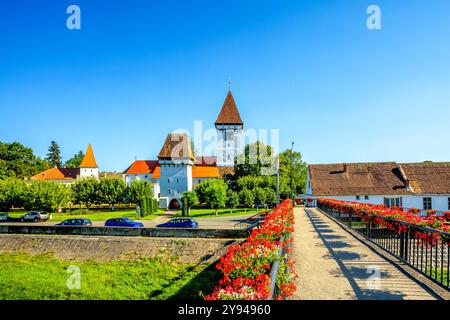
[79,144,99,179]
[215,90,244,166]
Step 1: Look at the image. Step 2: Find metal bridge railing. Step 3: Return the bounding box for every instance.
[318,205,450,290]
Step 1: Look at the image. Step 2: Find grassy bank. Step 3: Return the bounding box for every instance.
[0,252,220,300]
[176,208,262,218]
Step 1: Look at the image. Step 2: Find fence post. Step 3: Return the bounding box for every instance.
[348,211,352,227]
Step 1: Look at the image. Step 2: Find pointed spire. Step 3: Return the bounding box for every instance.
[215,90,243,126]
[80,144,98,168]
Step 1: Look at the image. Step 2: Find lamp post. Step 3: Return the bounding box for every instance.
[290,141,295,205]
[276,154,280,206]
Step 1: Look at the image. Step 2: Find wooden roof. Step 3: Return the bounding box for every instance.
[309,162,450,196]
[215,91,243,125]
[157,133,194,160]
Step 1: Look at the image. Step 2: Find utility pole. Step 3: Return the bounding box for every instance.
[290,141,295,205]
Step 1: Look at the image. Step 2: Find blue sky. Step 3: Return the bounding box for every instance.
[1,0,449,172]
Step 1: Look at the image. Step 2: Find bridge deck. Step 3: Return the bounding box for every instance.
[290,207,437,300]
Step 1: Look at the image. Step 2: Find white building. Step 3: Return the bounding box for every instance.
[215,90,244,166]
[122,90,242,209]
[305,162,450,212]
[31,144,99,183]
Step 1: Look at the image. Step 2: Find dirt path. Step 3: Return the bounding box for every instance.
[290,207,436,300]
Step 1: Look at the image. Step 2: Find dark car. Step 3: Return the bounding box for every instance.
[20,211,49,222]
[104,217,144,228]
[55,218,92,227]
[156,218,199,228]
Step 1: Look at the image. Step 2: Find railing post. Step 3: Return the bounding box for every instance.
[366,217,371,238]
[348,211,352,227]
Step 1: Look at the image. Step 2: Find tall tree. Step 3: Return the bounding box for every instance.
[233,141,275,178]
[203,180,228,215]
[0,141,49,179]
[181,191,199,217]
[65,151,84,168]
[46,141,62,168]
[71,177,99,208]
[98,177,126,208]
[279,149,308,197]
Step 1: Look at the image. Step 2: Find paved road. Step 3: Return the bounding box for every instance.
[290,207,436,300]
[0,213,256,230]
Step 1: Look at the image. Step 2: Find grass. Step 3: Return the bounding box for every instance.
[0,252,221,300]
[5,210,166,222]
[175,208,262,218]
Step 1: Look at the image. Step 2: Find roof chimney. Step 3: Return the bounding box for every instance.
[343,163,347,173]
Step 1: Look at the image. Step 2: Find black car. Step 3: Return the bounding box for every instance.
[20,211,49,222]
[55,218,92,226]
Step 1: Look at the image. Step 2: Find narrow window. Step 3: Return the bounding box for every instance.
[448,197,450,210]
[364,195,369,200]
[423,197,432,210]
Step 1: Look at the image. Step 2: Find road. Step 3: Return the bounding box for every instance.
[0,212,256,230]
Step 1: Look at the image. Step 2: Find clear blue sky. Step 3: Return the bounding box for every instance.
[1,0,449,172]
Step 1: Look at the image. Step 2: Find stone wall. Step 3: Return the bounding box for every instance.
[0,234,240,264]
[0,225,249,239]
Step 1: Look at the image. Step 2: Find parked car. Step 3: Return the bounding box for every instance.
[55,218,92,227]
[0,213,8,222]
[20,211,49,222]
[156,218,199,228]
[104,217,144,228]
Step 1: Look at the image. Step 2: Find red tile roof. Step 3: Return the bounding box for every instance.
[80,144,98,168]
[192,166,219,178]
[123,160,159,175]
[215,91,243,125]
[31,168,80,181]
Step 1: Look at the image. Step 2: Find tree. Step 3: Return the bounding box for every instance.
[194,179,218,205]
[264,187,277,206]
[181,191,199,217]
[254,187,266,209]
[279,149,308,197]
[0,178,27,211]
[23,181,71,212]
[46,141,62,168]
[71,177,99,208]
[226,189,240,213]
[98,177,126,209]
[65,151,84,168]
[0,141,49,179]
[234,141,275,178]
[203,180,228,215]
[239,188,255,209]
[126,180,153,205]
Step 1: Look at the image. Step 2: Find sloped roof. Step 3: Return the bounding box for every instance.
[192,166,220,178]
[218,166,234,178]
[401,162,450,194]
[309,162,450,196]
[195,156,217,166]
[31,168,80,181]
[215,91,243,125]
[122,160,159,175]
[80,144,98,168]
[157,133,194,160]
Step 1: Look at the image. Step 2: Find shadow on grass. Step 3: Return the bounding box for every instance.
[168,263,222,300]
